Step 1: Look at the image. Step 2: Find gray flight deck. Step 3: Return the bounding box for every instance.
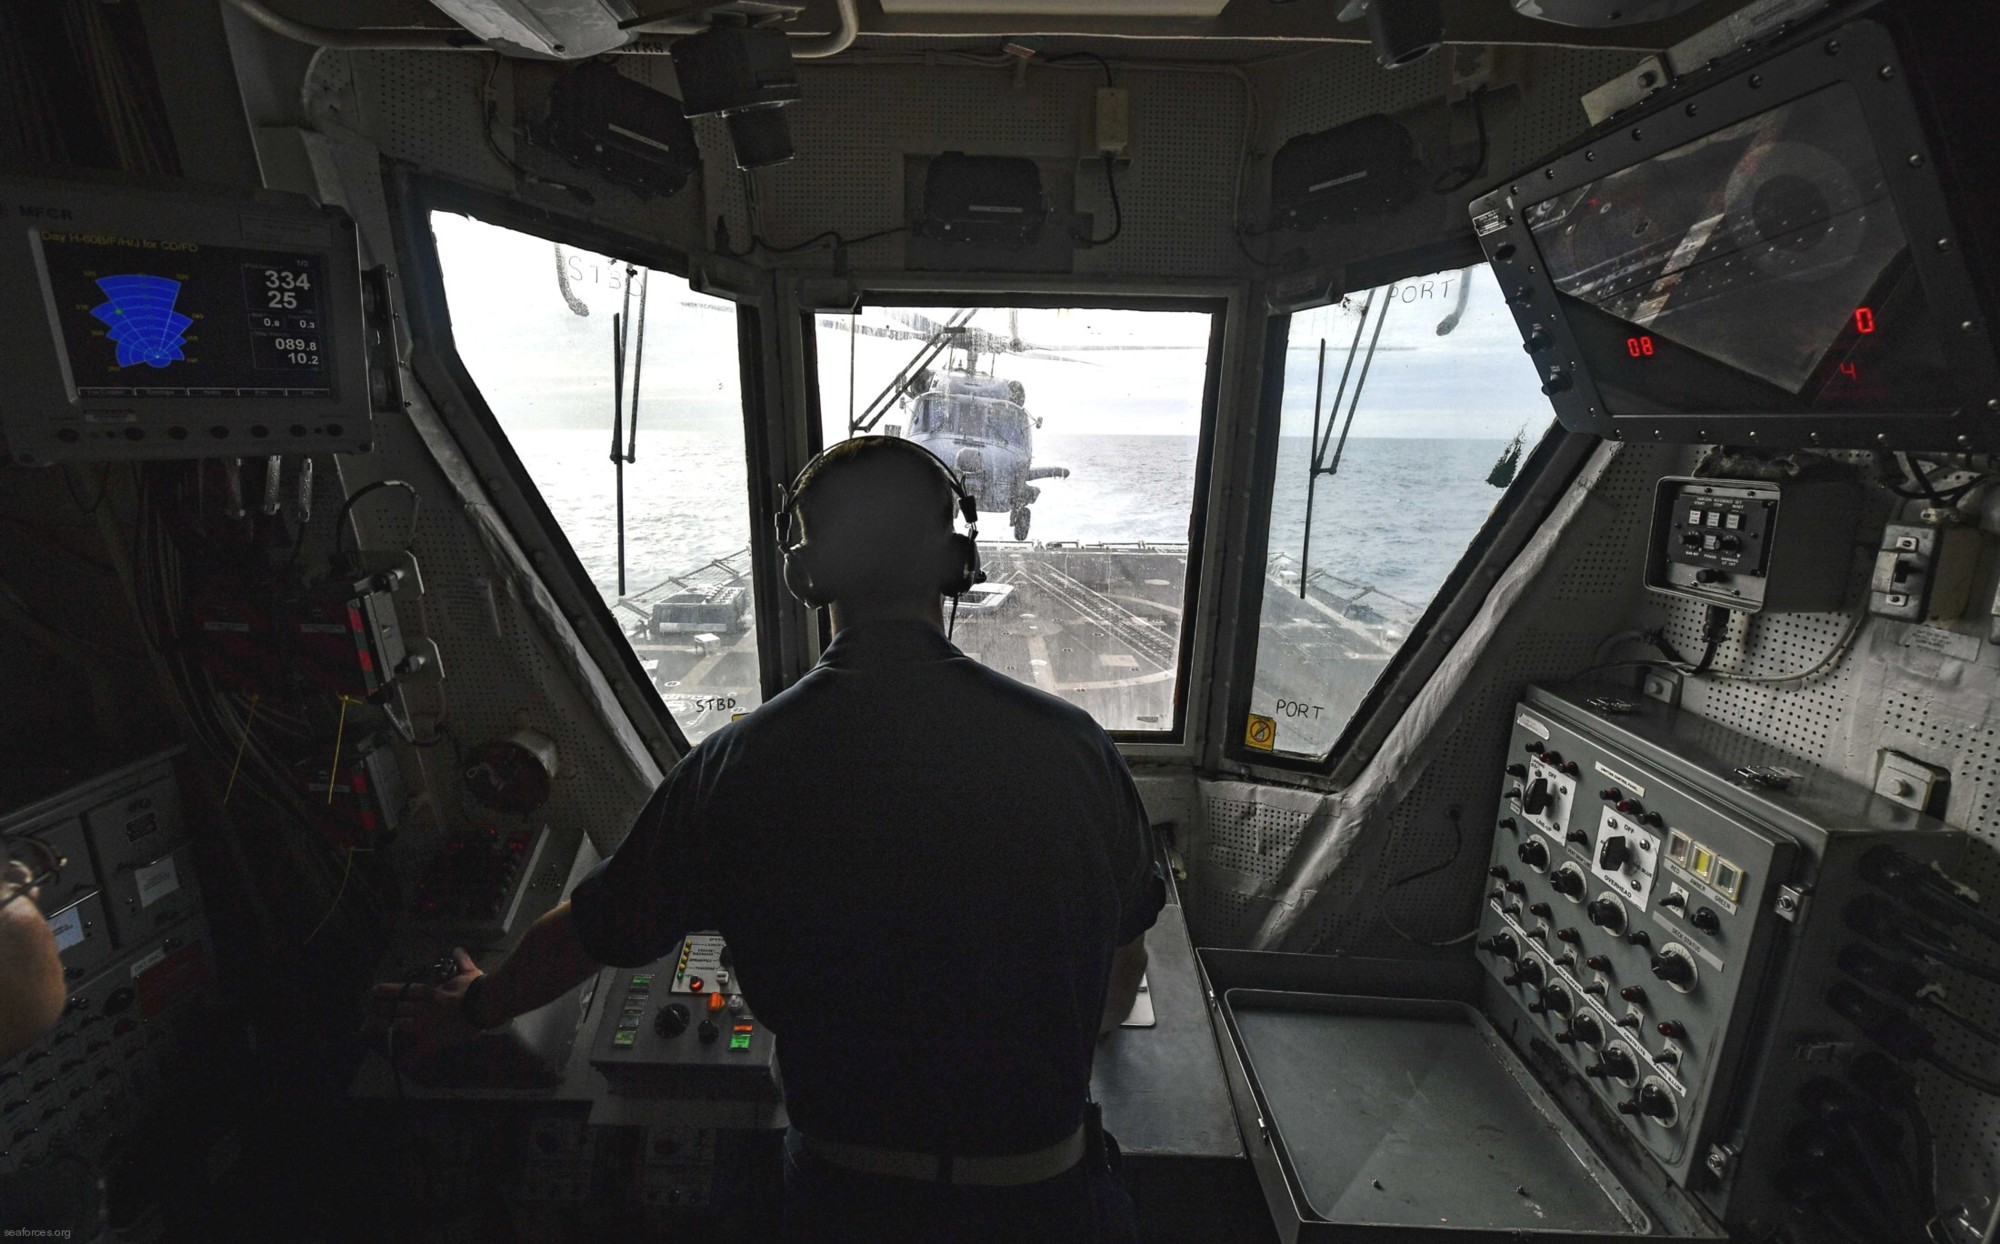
[628,544,1413,747]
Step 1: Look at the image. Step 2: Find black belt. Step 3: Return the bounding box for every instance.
[799,1125,1087,1187]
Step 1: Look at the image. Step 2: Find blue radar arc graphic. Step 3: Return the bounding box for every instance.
[89,275,194,368]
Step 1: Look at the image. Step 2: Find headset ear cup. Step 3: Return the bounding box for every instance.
[784,545,829,608]
[944,533,982,597]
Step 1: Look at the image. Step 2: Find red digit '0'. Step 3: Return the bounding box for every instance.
[1854,306,1876,334]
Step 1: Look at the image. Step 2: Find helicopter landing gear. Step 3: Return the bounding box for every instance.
[1011,508,1031,541]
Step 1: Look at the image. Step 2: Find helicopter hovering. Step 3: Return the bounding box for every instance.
[849,309,1072,541]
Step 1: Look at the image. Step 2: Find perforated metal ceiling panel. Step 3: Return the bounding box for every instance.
[734,60,1250,277]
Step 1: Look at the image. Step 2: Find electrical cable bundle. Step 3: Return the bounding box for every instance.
[126,460,399,954]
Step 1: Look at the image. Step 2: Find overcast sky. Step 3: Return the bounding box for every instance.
[433,212,1554,440]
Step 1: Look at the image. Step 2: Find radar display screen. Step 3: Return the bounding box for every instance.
[37,231,336,399]
[1525,84,1956,417]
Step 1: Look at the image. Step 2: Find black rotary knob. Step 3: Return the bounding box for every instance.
[1691,906,1721,935]
[1517,838,1550,871]
[1570,1013,1604,1047]
[697,1019,720,1045]
[1550,868,1586,899]
[1503,959,1545,989]
[1636,1082,1675,1121]
[1541,983,1574,1015]
[1651,948,1697,989]
[1478,933,1520,960]
[1587,896,1626,932]
[1505,764,1528,778]
[654,1003,691,1039]
[1522,778,1554,816]
[1597,835,1630,870]
[1586,1046,1635,1081]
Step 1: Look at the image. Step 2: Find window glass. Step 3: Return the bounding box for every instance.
[1247,265,1556,760]
[814,304,1214,734]
[430,212,759,742]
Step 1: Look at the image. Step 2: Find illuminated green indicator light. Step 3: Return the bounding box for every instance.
[729,1033,751,1051]
[613,1030,637,1048]
[630,975,652,988]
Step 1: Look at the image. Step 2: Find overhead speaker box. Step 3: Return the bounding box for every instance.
[1267,115,1425,232]
[914,153,1050,247]
[534,61,701,198]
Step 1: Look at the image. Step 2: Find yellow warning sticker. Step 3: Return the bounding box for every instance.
[1244,714,1277,751]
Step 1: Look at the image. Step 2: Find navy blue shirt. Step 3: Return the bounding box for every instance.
[569,620,1166,1155]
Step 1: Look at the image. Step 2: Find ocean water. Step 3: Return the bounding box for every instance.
[505,426,1521,618]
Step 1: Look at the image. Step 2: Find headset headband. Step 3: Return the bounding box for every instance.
[774,435,977,549]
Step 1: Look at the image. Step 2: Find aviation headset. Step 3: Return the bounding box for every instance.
[774,436,985,608]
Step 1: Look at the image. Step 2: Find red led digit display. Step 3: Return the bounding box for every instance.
[1854,307,1876,334]
[1839,362,1858,380]
[1625,335,1655,358]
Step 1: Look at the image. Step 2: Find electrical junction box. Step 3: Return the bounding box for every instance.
[1869,520,1983,622]
[1644,476,1858,613]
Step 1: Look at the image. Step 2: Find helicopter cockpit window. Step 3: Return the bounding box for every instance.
[429,212,761,743]
[1245,264,1557,762]
[815,303,1217,736]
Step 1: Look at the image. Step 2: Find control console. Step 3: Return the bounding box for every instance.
[591,933,778,1103]
[1481,685,1966,1225]
[0,752,214,1178]
[1485,695,1795,1187]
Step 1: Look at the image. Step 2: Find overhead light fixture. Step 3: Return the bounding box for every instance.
[1368,0,1442,69]
[1507,0,1714,26]
[670,24,803,169]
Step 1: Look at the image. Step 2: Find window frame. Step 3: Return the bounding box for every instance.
[1224,245,1598,780]
[800,286,1230,752]
[392,173,772,758]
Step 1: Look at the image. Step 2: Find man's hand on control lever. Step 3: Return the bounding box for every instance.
[371,947,486,1059]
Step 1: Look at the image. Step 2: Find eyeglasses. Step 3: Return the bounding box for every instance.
[0,834,64,914]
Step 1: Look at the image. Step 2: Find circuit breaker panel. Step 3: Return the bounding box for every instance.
[1479,684,1965,1225]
